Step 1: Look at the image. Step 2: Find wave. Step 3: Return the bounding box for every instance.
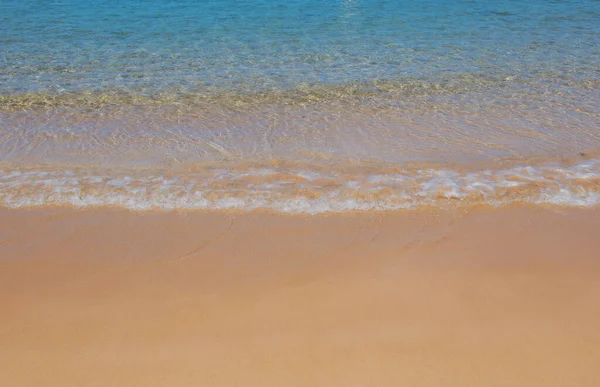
[1,160,599,213]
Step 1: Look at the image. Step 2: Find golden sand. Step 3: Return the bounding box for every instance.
[1,206,600,386]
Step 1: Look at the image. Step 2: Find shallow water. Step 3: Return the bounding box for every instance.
[1,0,599,212]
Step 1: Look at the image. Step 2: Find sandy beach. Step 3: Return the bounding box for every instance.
[1,205,599,386]
[3,0,600,385]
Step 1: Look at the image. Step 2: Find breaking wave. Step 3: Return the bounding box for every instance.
[1,160,599,214]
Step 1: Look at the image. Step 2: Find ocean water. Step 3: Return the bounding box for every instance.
[1,0,599,212]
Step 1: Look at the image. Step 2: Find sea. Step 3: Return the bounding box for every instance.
[1,0,599,213]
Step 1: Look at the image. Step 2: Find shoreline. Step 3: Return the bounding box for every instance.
[2,205,600,386]
[2,156,600,213]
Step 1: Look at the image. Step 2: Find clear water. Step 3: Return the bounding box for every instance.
[1,0,600,212]
[2,0,599,92]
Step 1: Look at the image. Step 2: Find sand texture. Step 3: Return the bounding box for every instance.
[1,206,600,386]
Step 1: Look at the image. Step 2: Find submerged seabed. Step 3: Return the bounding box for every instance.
[1,77,600,213]
[1,0,599,212]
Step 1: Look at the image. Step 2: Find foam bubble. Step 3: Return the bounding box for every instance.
[1,160,600,214]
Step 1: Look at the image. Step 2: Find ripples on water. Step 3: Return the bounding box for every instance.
[1,0,599,212]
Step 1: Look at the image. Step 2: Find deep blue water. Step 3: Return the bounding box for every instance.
[1,0,599,94]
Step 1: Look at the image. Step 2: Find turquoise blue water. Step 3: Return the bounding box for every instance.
[1,0,599,93]
[1,0,600,212]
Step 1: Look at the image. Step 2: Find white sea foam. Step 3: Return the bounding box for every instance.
[1,160,600,214]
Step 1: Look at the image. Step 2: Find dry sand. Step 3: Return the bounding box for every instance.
[1,205,600,386]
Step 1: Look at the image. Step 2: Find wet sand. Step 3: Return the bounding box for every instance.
[1,206,600,386]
